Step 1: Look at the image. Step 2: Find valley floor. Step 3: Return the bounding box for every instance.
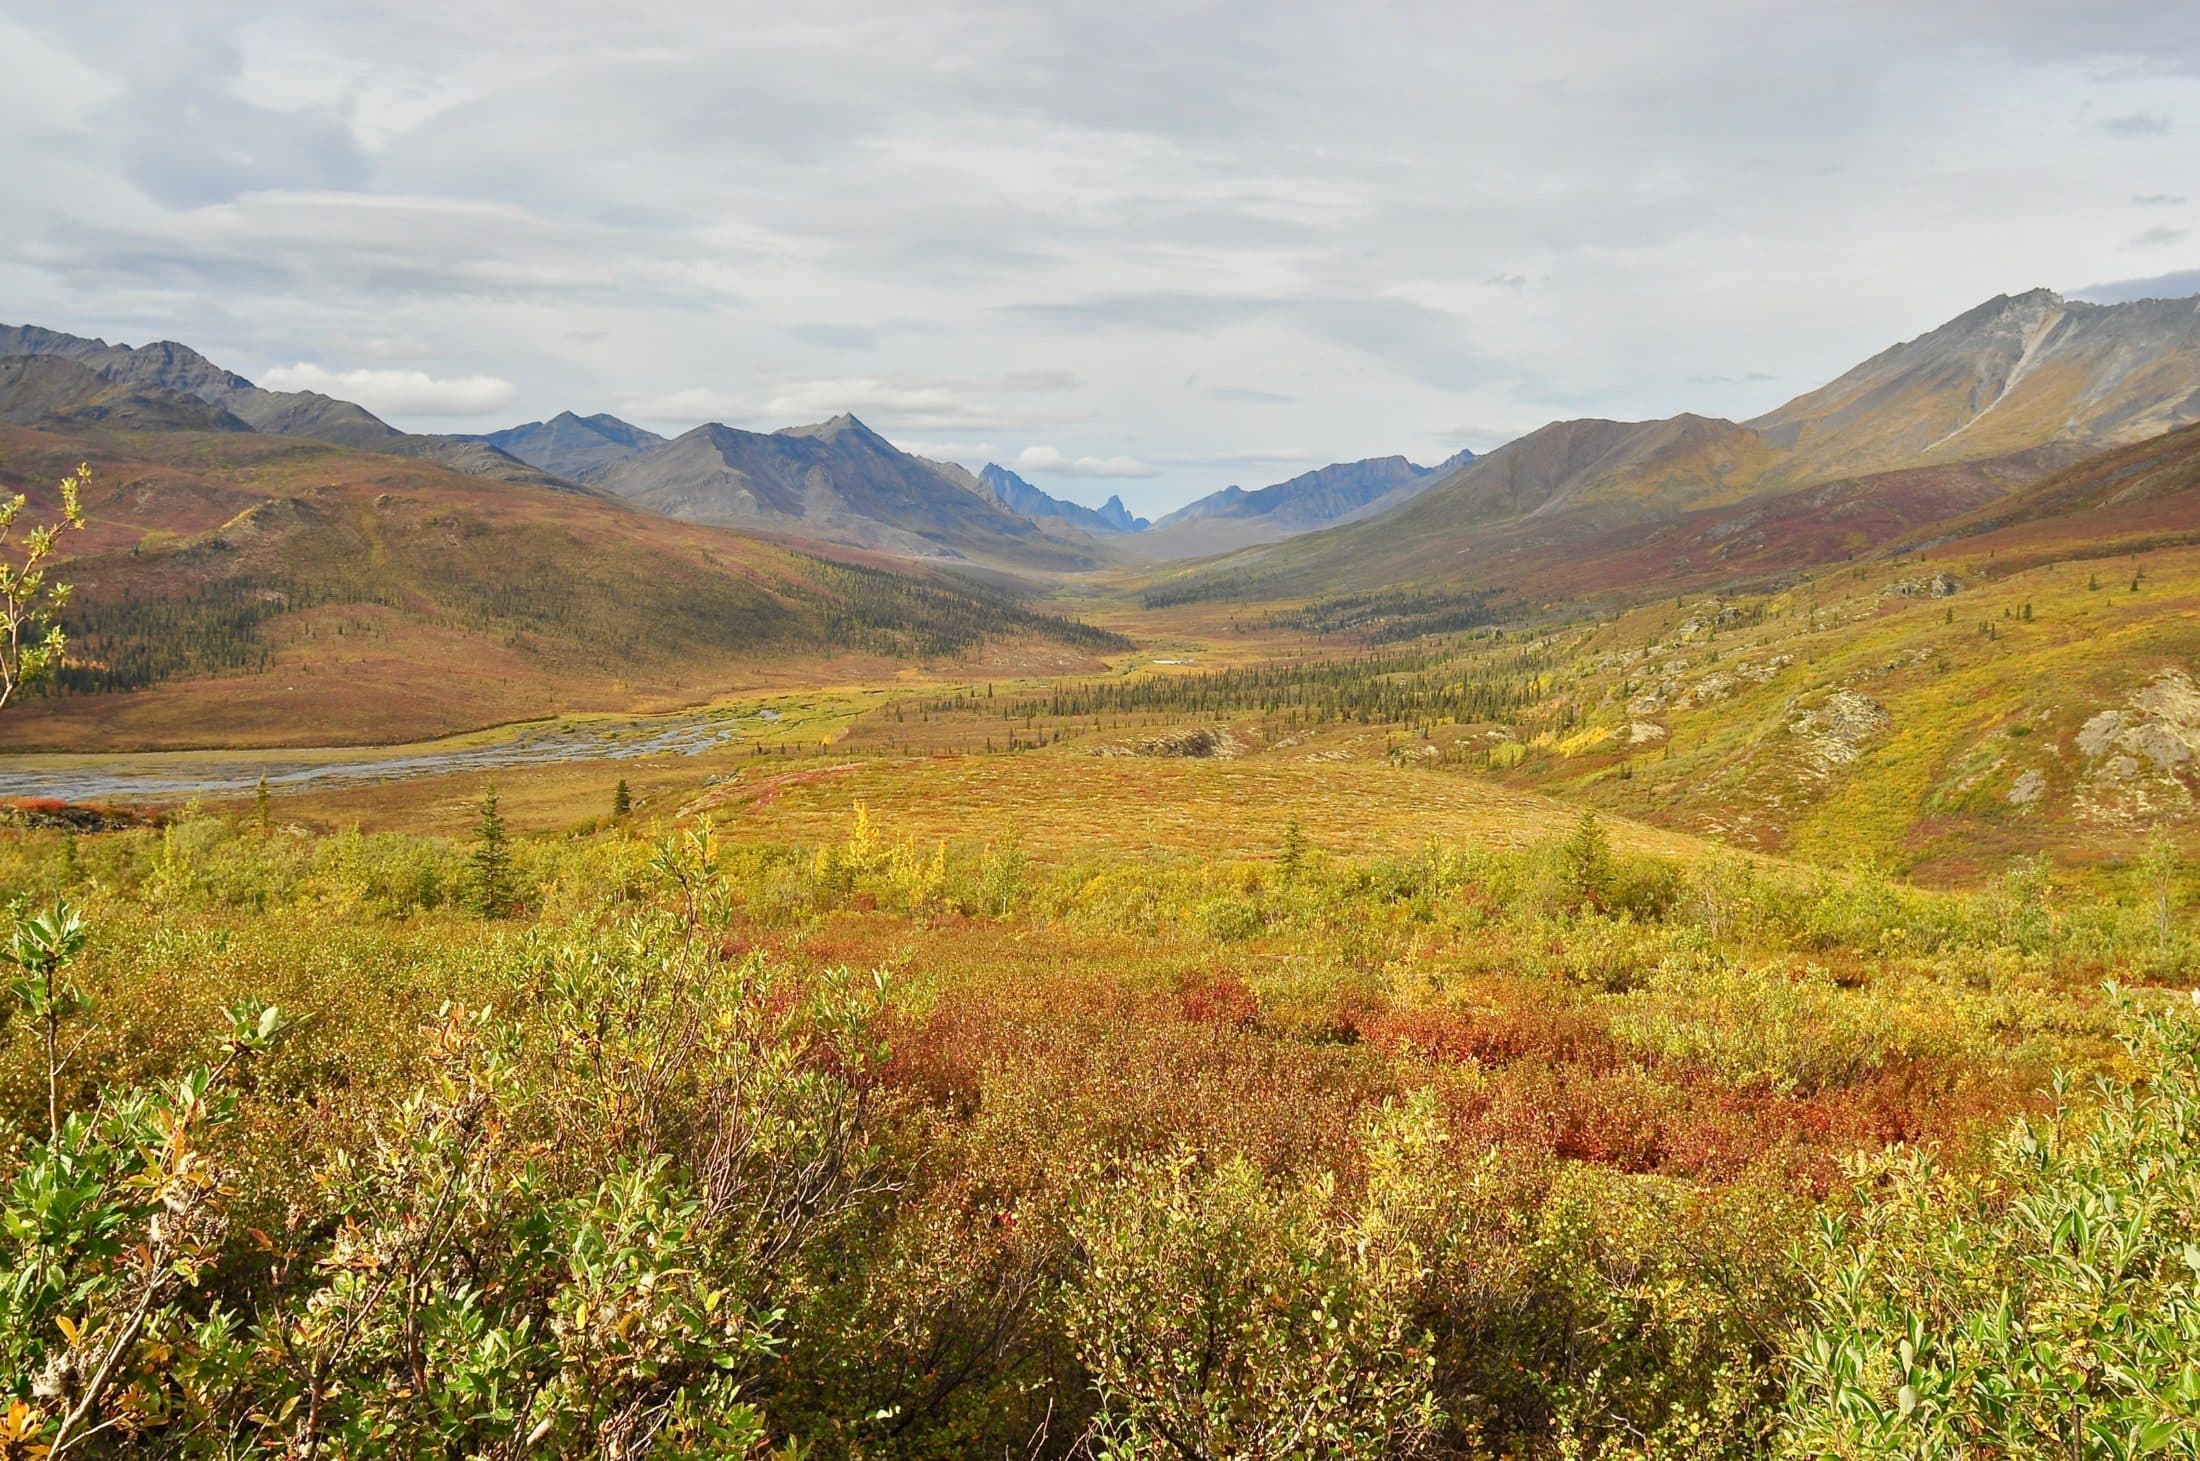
[0,469,2196,1456]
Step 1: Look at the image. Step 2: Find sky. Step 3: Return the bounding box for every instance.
[2,1,2198,516]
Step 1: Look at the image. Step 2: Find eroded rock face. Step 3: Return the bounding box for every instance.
[2007,768,2047,808]
[1788,691,1890,776]
[1886,571,1962,599]
[1097,726,1248,759]
[1737,655,1792,684]
[2074,669,2200,824]
[1691,672,1736,703]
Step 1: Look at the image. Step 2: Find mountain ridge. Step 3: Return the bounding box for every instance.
[591,413,1098,570]
[465,411,666,484]
[978,463,1149,533]
[1151,288,2200,598]
[0,324,577,492]
[1115,448,1477,561]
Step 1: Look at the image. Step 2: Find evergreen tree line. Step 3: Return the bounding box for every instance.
[788,557,1131,657]
[40,540,1125,700]
[1271,588,1508,642]
[47,575,355,695]
[950,644,1558,728]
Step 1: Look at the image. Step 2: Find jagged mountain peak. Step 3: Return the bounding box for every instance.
[777,411,882,444]
[978,463,1150,533]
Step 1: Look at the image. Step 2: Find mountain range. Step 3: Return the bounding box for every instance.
[0,328,1088,571]
[1152,288,2200,602]
[6,285,2199,614]
[977,464,1148,534]
[0,322,1461,568]
[582,415,1094,570]
[1127,449,1478,558]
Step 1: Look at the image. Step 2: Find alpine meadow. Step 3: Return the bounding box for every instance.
[4,5,2200,1458]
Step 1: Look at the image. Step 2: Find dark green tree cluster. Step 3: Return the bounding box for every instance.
[47,578,305,696]
[1274,589,1505,642]
[967,644,1556,730]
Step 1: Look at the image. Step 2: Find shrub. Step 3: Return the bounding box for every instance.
[1064,1108,1441,1459]
[1781,996,2200,1456]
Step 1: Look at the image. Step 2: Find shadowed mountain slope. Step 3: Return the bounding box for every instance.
[468,411,666,484]
[595,414,1097,570]
[978,463,1148,533]
[1122,449,1475,560]
[0,325,576,491]
[0,355,252,434]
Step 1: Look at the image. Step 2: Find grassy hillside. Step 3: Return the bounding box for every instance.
[819,432,2200,884]
[1137,445,2063,609]
[1751,289,2200,481]
[0,423,1122,750]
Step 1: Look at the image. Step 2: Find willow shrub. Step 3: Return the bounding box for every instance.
[1781,995,2200,1458]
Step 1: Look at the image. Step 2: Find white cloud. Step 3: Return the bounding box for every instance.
[618,387,747,426]
[258,362,517,416]
[892,440,998,464]
[763,372,1080,432]
[1154,447,1314,465]
[766,377,999,430]
[1013,445,1156,478]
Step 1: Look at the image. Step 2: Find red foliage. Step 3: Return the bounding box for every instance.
[1354,999,1618,1070]
[1177,970,1260,1030]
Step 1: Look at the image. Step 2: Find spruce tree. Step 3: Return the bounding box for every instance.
[254,775,271,833]
[471,782,513,917]
[613,778,631,818]
[1562,808,1614,914]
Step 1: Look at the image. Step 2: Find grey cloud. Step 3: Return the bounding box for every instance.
[8,0,2200,511]
[30,197,750,308]
[787,323,878,351]
[37,20,370,208]
[1003,369,1080,391]
[1003,291,1500,392]
[1000,292,1278,335]
[2071,268,2200,303]
[2131,224,2191,247]
[1153,448,1312,465]
[2098,110,2173,136]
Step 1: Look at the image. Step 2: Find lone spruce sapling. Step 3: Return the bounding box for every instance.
[472,782,515,917]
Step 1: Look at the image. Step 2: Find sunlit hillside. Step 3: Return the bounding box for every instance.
[0,422,1122,749]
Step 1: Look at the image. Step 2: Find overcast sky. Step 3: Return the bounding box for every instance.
[3,1,2197,514]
